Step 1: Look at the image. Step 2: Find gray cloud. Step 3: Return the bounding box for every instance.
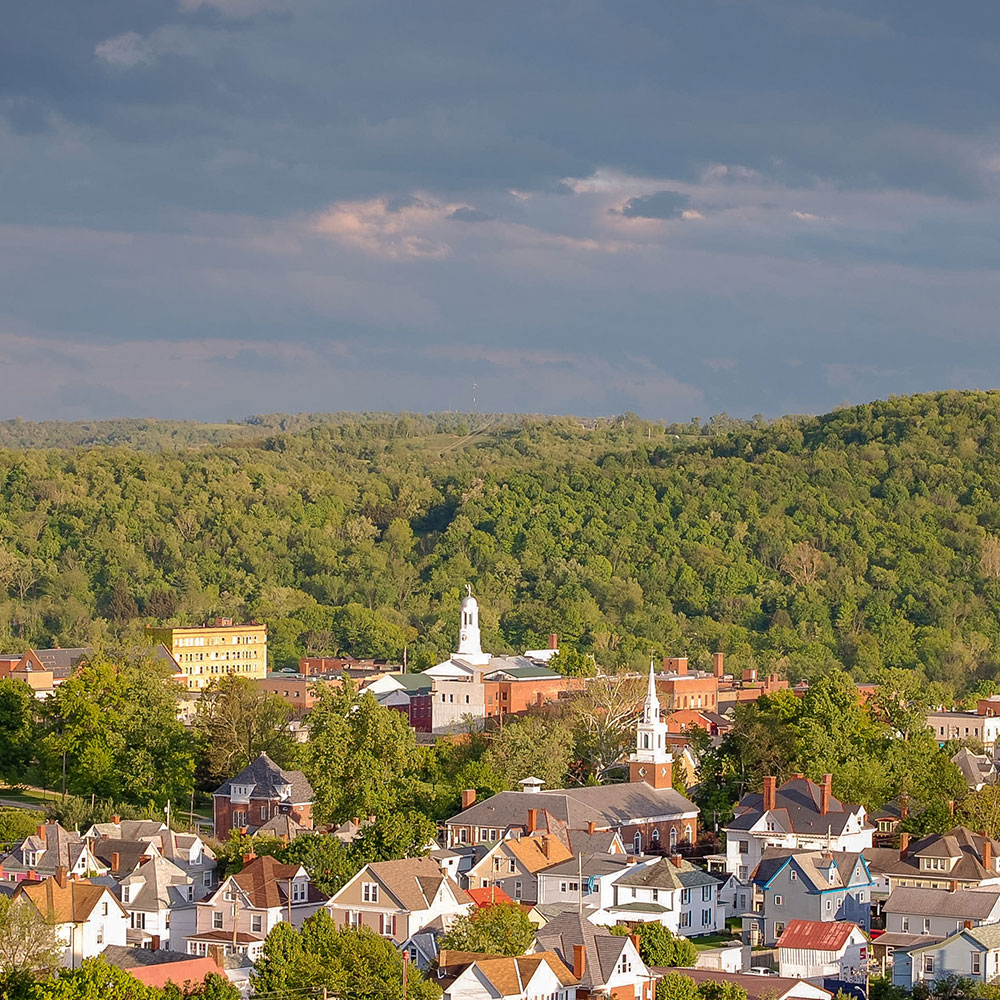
[618,190,691,220]
[448,207,494,223]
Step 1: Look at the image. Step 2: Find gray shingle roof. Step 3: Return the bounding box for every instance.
[534,912,632,990]
[617,856,719,890]
[213,752,314,801]
[730,776,865,836]
[885,886,1000,919]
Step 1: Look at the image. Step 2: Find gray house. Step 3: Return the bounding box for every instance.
[742,848,873,946]
[893,924,1000,989]
[884,885,1000,939]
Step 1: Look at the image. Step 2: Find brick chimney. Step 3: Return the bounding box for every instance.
[900,832,910,857]
[111,814,121,825]
[762,776,777,812]
[36,824,45,841]
[965,920,974,930]
[670,854,682,868]
[820,774,832,816]
[984,839,994,871]
[950,880,959,893]
[548,634,558,650]
[461,789,477,809]
[587,821,596,835]
[630,933,641,953]
[527,809,538,834]
[54,866,68,888]
[712,652,724,678]
[111,852,120,874]
[573,944,586,980]
[242,851,256,864]
[791,772,804,780]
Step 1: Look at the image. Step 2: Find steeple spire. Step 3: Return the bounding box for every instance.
[643,657,660,724]
[629,656,673,789]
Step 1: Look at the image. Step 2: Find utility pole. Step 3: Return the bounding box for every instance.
[288,877,293,924]
[577,853,583,915]
[403,946,409,1000]
[232,898,239,953]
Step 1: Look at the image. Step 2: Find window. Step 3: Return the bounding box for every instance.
[187,885,195,902]
[132,912,145,929]
[616,954,632,975]
[24,851,38,867]
[203,872,212,886]
[122,886,131,904]
[509,859,517,874]
[789,870,797,881]
[652,889,659,902]
[101,902,108,916]
[738,841,749,855]
[902,918,910,932]
[233,811,247,827]
[362,882,379,903]
[514,881,522,900]
[652,829,660,846]
[634,833,642,853]
[681,889,691,905]
[774,895,783,906]
[924,956,934,976]
[251,915,262,933]
[348,910,360,928]
[292,882,306,902]
[96,928,104,944]
[380,913,396,937]
[702,885,712,901]
[774,922,785,939]
[680,912,691,928]
[923,918,932,935]
[825,899,832,912]
[212,911,224,929]
[702,909,713,926]
[972,953,982,976]
[738,866,748,881]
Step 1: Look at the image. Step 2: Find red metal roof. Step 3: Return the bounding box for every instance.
[467,886,515,908]
[776,919,861,952]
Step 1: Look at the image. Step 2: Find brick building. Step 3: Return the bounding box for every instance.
[150,619,267,691]
[212,753,314,840]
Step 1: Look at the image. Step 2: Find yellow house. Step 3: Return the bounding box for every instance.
[149,618,267,690]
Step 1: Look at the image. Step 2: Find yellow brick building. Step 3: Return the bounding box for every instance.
[150,618,268,690]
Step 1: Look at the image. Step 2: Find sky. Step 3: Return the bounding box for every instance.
[3,1,1000,422]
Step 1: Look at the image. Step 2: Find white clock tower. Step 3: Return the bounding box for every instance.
[456,585,490,665]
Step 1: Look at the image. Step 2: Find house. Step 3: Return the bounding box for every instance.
[952,748,997,790]
[657,968,832,1000]
[533,912,654,1000]
[883,885,1000,939]
[741,849,873,946]
[892,924,1000,989]
[186,854,328,960]
[84,818,218,893]
[929,697,1000,753]
[448,664,698,853]
[465,830,574,904]
[101,945,224,991]
[776,920,868,983]
[327,856,472,963]
[724,774,873,881]
[1,823,107,882]
[438,949,578,1000]
[536,853,654,918]
[116,855,198,951]
[91,838,161,879]
[16,872,128,967]
[603,854,723,937]
[863,827,1000,892]
[212,752,314,840]
[871,799,906,848]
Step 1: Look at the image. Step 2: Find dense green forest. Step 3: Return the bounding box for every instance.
[2,391,1000,699]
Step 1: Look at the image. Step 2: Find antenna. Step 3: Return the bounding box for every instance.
[472,383,478,412]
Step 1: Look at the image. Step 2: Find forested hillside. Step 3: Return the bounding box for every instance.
[2,391,1000,700]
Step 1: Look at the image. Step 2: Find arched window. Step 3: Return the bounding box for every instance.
[643,733,650,749]
[633,832,642,853]
[684,824,692,844]
[669,827,678,849]
[652,829,660,846]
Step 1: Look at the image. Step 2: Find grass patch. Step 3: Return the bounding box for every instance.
[692,932,741,951]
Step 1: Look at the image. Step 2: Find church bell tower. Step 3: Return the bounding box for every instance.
[629,659,674,789]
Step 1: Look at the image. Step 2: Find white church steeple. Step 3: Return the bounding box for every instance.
[456,585,490,665]
[629,658,674,788]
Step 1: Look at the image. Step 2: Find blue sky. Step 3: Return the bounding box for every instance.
[2,1,1000,421]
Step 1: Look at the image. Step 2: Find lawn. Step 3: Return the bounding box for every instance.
[692,932,741,951]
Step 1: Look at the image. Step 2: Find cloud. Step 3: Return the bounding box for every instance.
[177,0,288,16]
[448,206,494,223]
[94,32,155,69]
[310,196,453,259]
[617,190,692,220]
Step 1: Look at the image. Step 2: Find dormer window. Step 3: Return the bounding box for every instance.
[362,882,378,903]
[122,886,131,903]
[276,783,292,800]
[23,851,38,867]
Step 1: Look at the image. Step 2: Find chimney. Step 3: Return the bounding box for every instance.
[461,789,477,810]
[984,840,994,871]
[527,809,538,834]
[54,866,68,888]
[950,880,959,893]
[762,776,777,813]
[587,821,596,835]
[111,852,120,873]
[791,772,804,780]
[111,814,120,825]
[965,920,974,930]
[900,832,910,857]
[671,854,682,868]
[712,652,724,678]
[676,657,688,676]
[36,825,45,842]
[820,774,832,816]
[573,944,586,980]
[540,836,550,859]
[150,935,161,951]
[548,634,558,650]
[630,933,641,953]
[242,851,256,864]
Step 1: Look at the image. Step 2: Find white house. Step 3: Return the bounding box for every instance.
[16,874,128,968]
[893,924,1000,989]
[602,855,722,937]
[724,775,872,882]
[117,855,197,951]
[776,920,868,983]
[439,949,578,1000]
[535,853,654,916]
